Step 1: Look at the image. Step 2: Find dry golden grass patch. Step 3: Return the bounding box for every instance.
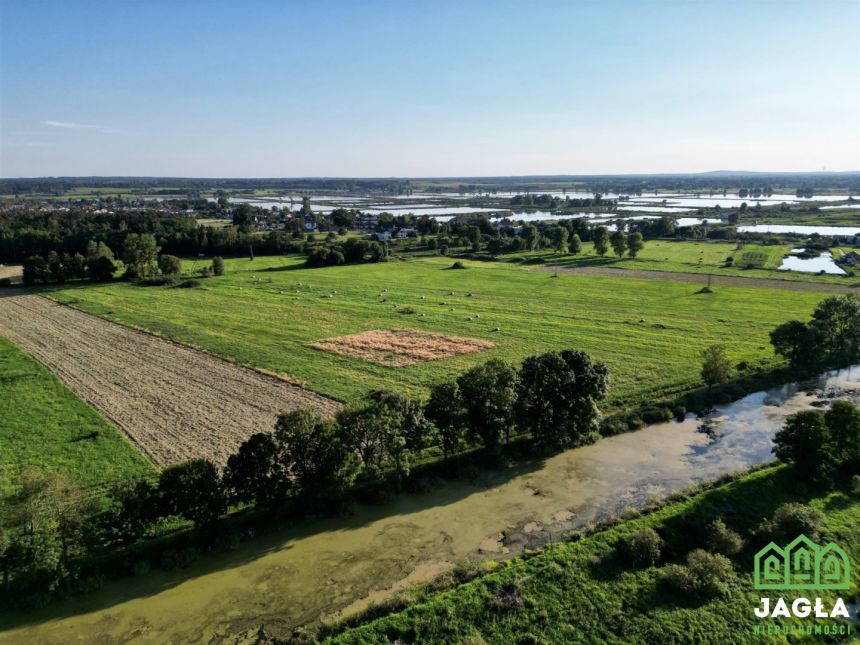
[309,328,495,366]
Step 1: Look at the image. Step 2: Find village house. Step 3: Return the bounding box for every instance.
[841,250,860,266]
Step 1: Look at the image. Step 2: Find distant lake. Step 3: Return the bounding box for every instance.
[675,217,725,226]
[361,206,501,216]
[617,205,696,213]
[628,196,798,208]
[779,249,846,275]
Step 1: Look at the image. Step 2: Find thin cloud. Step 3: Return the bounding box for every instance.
[41,120,136,136]
[42,120,98,129]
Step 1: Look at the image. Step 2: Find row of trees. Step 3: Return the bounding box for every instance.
[509,194,611,208]
[774,401,860,482]
[305,238,389,267]
[770,295,860,370]
[22,241,117,284]
[0,210,307,263]
[0,350,608,604]
[21,234,226,285]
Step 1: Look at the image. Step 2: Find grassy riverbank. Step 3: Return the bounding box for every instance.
[327,466,860,644]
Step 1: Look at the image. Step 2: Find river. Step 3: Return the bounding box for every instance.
[1,366,858,643]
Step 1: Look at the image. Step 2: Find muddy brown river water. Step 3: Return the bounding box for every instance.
[1,366,858,644]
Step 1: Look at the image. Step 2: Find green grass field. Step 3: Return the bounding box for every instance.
[0,336,154,492]
[43,255,828,408]
[538,240,857,284]
[328,466,860,644]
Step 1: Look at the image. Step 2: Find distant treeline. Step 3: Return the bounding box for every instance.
[0,211,295,263]
[509,193,612,208]
[2,173,858,198]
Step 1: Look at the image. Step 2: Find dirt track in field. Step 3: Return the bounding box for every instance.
[0,291,341,467]
[536,265,860,293]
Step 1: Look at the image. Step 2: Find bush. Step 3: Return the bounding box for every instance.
[704,518,744,556]
[400,306,416,314]
[661,563,697,595]
[158,459,226,528]
[618,528,663,567]
[158,254,182,276]
[760,503,823,543]
[661,549,733,598]
[487,583,523,612]
[626,416,645,431]
[641,407,673,424]
[600,417,629,436]
[88,255,116,281]
[212,256,225,276]
[140,275,176,286]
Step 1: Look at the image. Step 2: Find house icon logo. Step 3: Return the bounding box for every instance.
[754,535,851,590]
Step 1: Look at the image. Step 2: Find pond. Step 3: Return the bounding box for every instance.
[617,205,696,213]
[778,249,846,275]
[489,211,632,223]
[5,366,858,643]
[360,205,502,216]
[676,217,726,226]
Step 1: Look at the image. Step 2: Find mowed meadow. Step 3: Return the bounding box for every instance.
[44,256,828,408]
[0,336,154,490]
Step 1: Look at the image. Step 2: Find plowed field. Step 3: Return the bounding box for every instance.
[0,292,341,466]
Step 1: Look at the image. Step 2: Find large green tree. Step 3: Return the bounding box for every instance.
[592,226,610,256]
[515,350,609,449]
[610,230,627,258]
[158,459,226,528]
[275,409,358,505]
[770,320,817,369]
[810,296,860,364]
[456,359,519,454]
[773,411,831,481]
[425,381,466,460]
[627,232,644,258]
[701,344,731,388]
[121,233,159,278]
[824,400,860,470]
[223,432,288,509]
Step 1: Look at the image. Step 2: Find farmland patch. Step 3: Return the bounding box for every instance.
[309,328,495,366]
[0,291,341,467]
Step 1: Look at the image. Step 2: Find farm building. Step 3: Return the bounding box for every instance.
[840,250,860,266]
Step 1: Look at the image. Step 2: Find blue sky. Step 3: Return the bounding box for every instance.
[1,0,858,177]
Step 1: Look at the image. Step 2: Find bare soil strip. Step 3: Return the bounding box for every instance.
[536,265,859,293]
[0,265,22,284]
[309,328,495,366]
[0,291,340,467]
